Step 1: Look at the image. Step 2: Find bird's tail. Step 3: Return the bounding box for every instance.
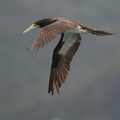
[91,29,114,36]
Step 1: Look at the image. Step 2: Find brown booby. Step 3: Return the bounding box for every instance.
[23,17,113,95]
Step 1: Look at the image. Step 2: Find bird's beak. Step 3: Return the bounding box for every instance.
[23,24,39,33]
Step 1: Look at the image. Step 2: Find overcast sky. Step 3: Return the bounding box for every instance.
[0,0,120,120]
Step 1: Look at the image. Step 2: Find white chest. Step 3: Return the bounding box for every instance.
[65,26,87,34]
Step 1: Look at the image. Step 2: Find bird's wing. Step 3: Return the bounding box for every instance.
[30,20,77,50]
[48,33,81,95]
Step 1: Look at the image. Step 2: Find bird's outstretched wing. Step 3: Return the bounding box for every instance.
[30,19,78,50]
[48,33,81,95]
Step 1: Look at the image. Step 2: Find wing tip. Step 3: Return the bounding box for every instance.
[48,87,60,95]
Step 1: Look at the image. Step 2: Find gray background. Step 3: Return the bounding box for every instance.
[0,0,120,120]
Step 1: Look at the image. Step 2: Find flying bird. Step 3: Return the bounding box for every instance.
[23,17,113,95]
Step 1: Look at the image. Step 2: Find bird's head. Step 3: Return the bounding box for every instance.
[23,18,55,33]
[23,23,40,34]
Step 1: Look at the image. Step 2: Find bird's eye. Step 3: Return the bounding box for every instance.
[33,24,36,26]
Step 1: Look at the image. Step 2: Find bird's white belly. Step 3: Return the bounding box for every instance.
[65,26,87,34]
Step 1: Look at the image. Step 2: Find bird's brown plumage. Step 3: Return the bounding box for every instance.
[48,33,81,95]
[30,18,78,50]
[23,17,113,95]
